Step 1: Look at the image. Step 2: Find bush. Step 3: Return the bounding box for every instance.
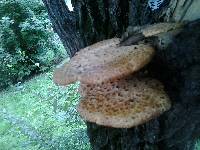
[0,0,67,89]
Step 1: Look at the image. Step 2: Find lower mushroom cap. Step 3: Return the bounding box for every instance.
[78,77,171,128]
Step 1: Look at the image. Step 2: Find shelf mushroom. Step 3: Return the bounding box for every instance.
[120,22,183,46]
[53,38,155,85]
[53,38,171,128]
[78,77,171,128]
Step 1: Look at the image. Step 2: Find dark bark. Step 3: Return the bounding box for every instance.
[71,0,129,45]
[71,0,154,45]
[43,0,200,149]
[42,0,84,57]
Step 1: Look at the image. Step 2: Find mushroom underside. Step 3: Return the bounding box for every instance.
[78,77,171,128]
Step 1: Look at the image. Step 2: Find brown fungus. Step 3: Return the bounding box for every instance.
[78,77,171,128]
[140,22,183,37]
[120,22,184,46]
[53,37,171,128]
[53,38,155,85]
[124,22,183,38]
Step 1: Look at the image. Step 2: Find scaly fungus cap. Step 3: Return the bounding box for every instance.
[120,22,183,46]
[141,22,183,37]
[53,38,155,85]
[128,22,183,37]
[78,77,171,128]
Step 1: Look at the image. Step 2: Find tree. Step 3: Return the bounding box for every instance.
[42,0,200,149]
[0,0,66,89]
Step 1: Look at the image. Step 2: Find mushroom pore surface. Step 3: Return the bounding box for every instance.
[78,77,171,128]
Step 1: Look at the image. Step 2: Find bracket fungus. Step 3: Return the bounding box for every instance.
[53,38,155,85]
[78,77,171,128]
[120,22,183,46]
[53,37,171,128]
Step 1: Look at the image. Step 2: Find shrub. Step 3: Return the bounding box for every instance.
[0,0,67,89]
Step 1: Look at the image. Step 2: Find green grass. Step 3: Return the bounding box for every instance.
[0,72,90,150]
[195,141,200,150]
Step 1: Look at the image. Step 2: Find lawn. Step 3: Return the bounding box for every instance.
[0,72,90,150]
[196,141,200,150]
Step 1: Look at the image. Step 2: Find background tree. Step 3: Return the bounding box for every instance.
[0,0,67,89]
[42,0,200,149]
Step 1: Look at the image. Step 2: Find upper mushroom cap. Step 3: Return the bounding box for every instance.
[127,22,183,37]
[141,22,183,37]
[53,38,155,85]
[120,22,183,46]
[78,77,171,128]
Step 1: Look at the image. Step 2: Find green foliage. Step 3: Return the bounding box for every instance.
[0,0,67,89]
[0,72,90,150]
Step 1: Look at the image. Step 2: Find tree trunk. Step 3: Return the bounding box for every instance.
[42,0,84,57]
[43,0,200,149]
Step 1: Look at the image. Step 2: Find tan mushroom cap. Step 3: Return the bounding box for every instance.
[53,38,155,85]
[123,22,183,40]
[78,77,171,128]
[53,38,120,85]
[141,22,183,37]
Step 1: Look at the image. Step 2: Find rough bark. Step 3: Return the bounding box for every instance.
[70,0,154,45]
[154,0,200,22]
[43,0,200,149]
[42,0,84,57]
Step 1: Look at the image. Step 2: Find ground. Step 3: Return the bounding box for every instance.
[0,71,199,150]
[0,71,90,150]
